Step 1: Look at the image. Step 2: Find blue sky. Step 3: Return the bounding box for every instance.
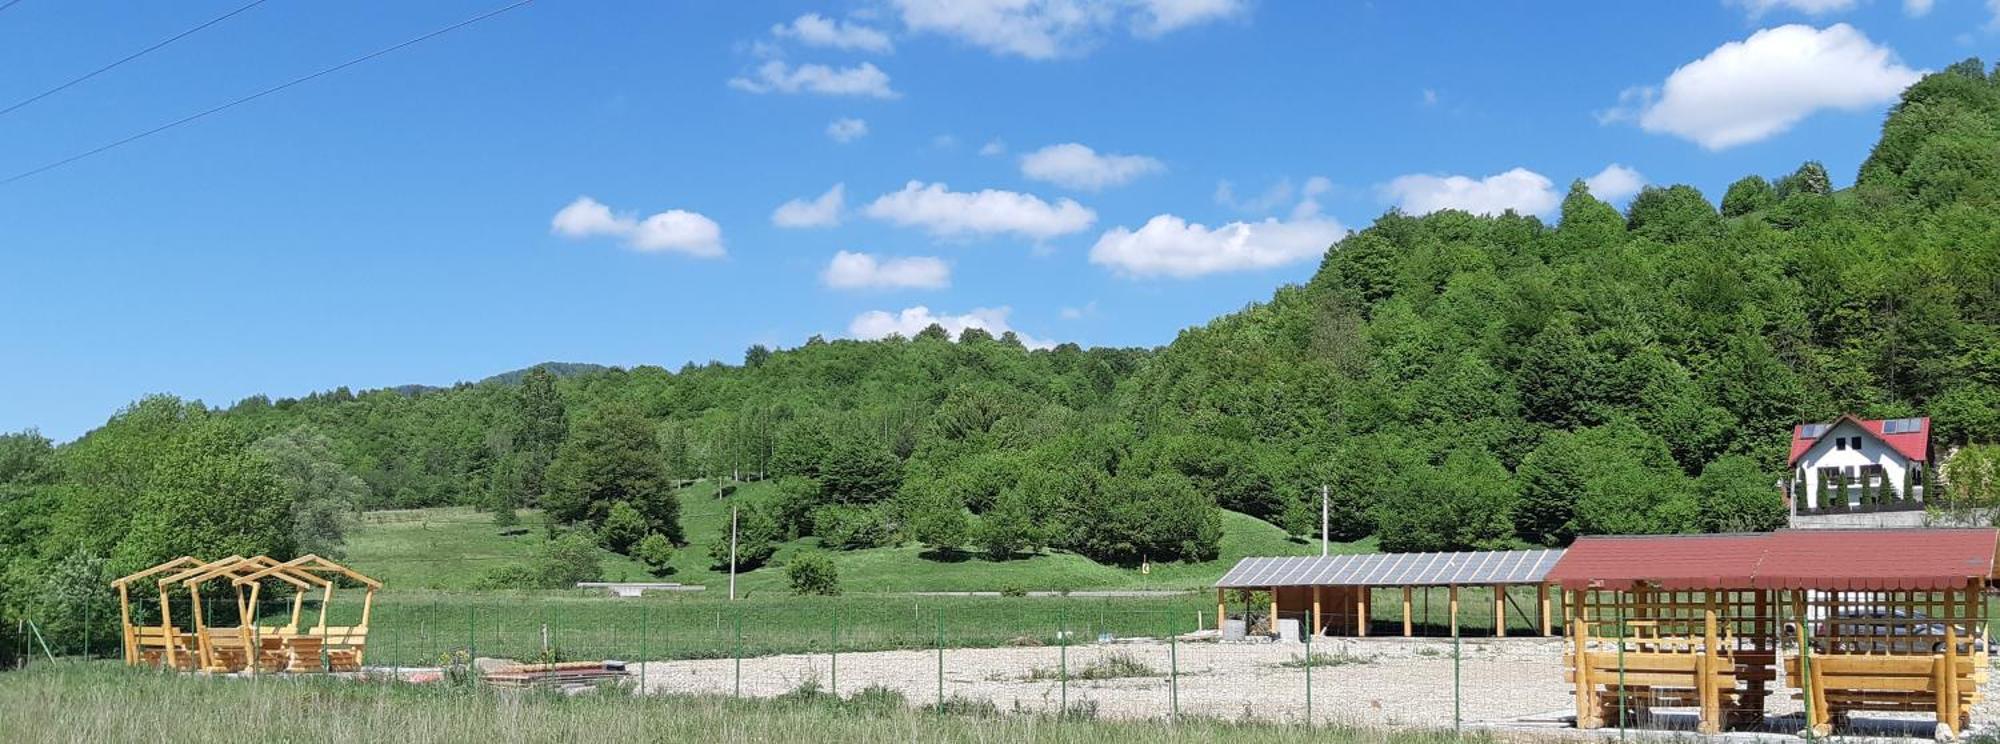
[1,0,1990,441]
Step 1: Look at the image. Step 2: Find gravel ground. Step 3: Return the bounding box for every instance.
[637,636,1575,728]
[634,636,2000,738]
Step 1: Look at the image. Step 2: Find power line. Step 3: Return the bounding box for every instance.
[0,1,25,16]
[0,0,534,186]
[0,0,271,119]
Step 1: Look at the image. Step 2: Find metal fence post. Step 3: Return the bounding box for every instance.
[1169,624,1179,721]
[1800,598,1816,742]
[1452,620,1462,733]
[1304,621,1313,725]
[1617,602,1628,741]
[830,608,839,697]
[640,601,650,664]
[733,611,742,699]
[1059,604,1068,714]
[467,606,477,681]
[935,614,944,711]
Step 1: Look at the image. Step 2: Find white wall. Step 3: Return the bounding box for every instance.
[1792,420,1917,509]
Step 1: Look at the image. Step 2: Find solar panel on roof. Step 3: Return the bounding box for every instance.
[1882,418,1922,434]
[1799,423,1828,439]
[1213,549,1564,588]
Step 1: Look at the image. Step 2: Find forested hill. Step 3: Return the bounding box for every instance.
[3,64,1999,604]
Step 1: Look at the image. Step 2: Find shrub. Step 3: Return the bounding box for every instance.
[998,583,1027,598]
[599,500,648,553]
[476,530,603,589]
[811,505,890,550]
[634,532,675,574]
[707,503,780,570]
[786,550,840,596]
[1027,651,1159,681]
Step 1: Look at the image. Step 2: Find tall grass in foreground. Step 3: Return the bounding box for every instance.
[0,662,1487,744]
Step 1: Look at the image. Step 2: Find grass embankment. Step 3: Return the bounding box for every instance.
[343,481,1372,593]
[0,663,1486,744]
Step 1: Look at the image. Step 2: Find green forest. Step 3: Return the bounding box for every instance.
[5,63,2000,643]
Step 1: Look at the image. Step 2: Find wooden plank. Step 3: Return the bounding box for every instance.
[1357,585,1368,638]
[1402,586,1413,638]
[1538,584,1550,637]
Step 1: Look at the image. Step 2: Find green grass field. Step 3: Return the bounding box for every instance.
[0,662,1485,744]
[342,479,1372,594]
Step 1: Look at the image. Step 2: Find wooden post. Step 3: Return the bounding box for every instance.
[1312,586,1323,637]
[1572,589,1596,728]
[1268,587,1278,636]
[1943,621,1961,735]
[1538,583,1551,637]
[1700,590,1720,735]
[1402,586,1414,637]
[1216,589,1226,631]
[1494,584,1506,638]
[1449,585,1460,638]
[1356,586,1369,637]
[117,584,134,665]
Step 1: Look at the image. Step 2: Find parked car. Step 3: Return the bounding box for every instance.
[1804,608,1986,654]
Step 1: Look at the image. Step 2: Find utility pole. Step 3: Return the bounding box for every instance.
[1320,484,1330,557]
[728,505,739,601]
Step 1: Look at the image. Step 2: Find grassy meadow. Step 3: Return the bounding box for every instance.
[342,479,1370,594]
[0,662,1488,744]
[300,484,1550,667]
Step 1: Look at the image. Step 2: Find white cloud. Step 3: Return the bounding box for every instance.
[863,181,1096,240]
[1729,0,1858,17]
[772,184,846,229]
[821,251,950,290]
[827,117,869,143]
[1132,0,1248,35]
[1090,181,1344,279]
[728,61,898,98]
[1019,142,1165,191]
[1584,164,1647,203]
[1384,168,1560,217]
[1601,24,1922,150]
[848,305,1052,348]
[930,134,958,149]
[1060,300,1098,319]
[550,196,723,257]
[1089,214,1345,279]
[979,138,1007,157]
[886,0,1243,60]
[1422,88,1439,106]
[1904,0,1934,16]
[772,13,894,53]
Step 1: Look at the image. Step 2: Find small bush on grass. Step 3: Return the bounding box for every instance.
[786,550,841,596]
[634,532,675,575]
[1026,650,1159,681]
[776,678,835,706]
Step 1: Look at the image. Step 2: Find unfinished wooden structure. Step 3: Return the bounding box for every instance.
[1214,549,1565,637]
[110,554,381,674]
[1548,529,1996,737]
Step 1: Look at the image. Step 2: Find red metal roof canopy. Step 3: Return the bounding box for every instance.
[1547,529,1999,592]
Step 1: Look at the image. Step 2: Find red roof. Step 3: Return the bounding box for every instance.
[1546,534,1771,591]
[1548,529,1998,592]
[1787,415,1929,467]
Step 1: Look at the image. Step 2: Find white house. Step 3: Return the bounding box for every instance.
[1785,415,1930,516]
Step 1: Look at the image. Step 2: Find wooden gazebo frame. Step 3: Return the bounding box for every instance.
[1551,529,1996,738]
[111,556,205,669]
[112,554,382,674]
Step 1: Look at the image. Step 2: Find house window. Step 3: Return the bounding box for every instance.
[1835,438,1847,451]
[1861,465,1884,486]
